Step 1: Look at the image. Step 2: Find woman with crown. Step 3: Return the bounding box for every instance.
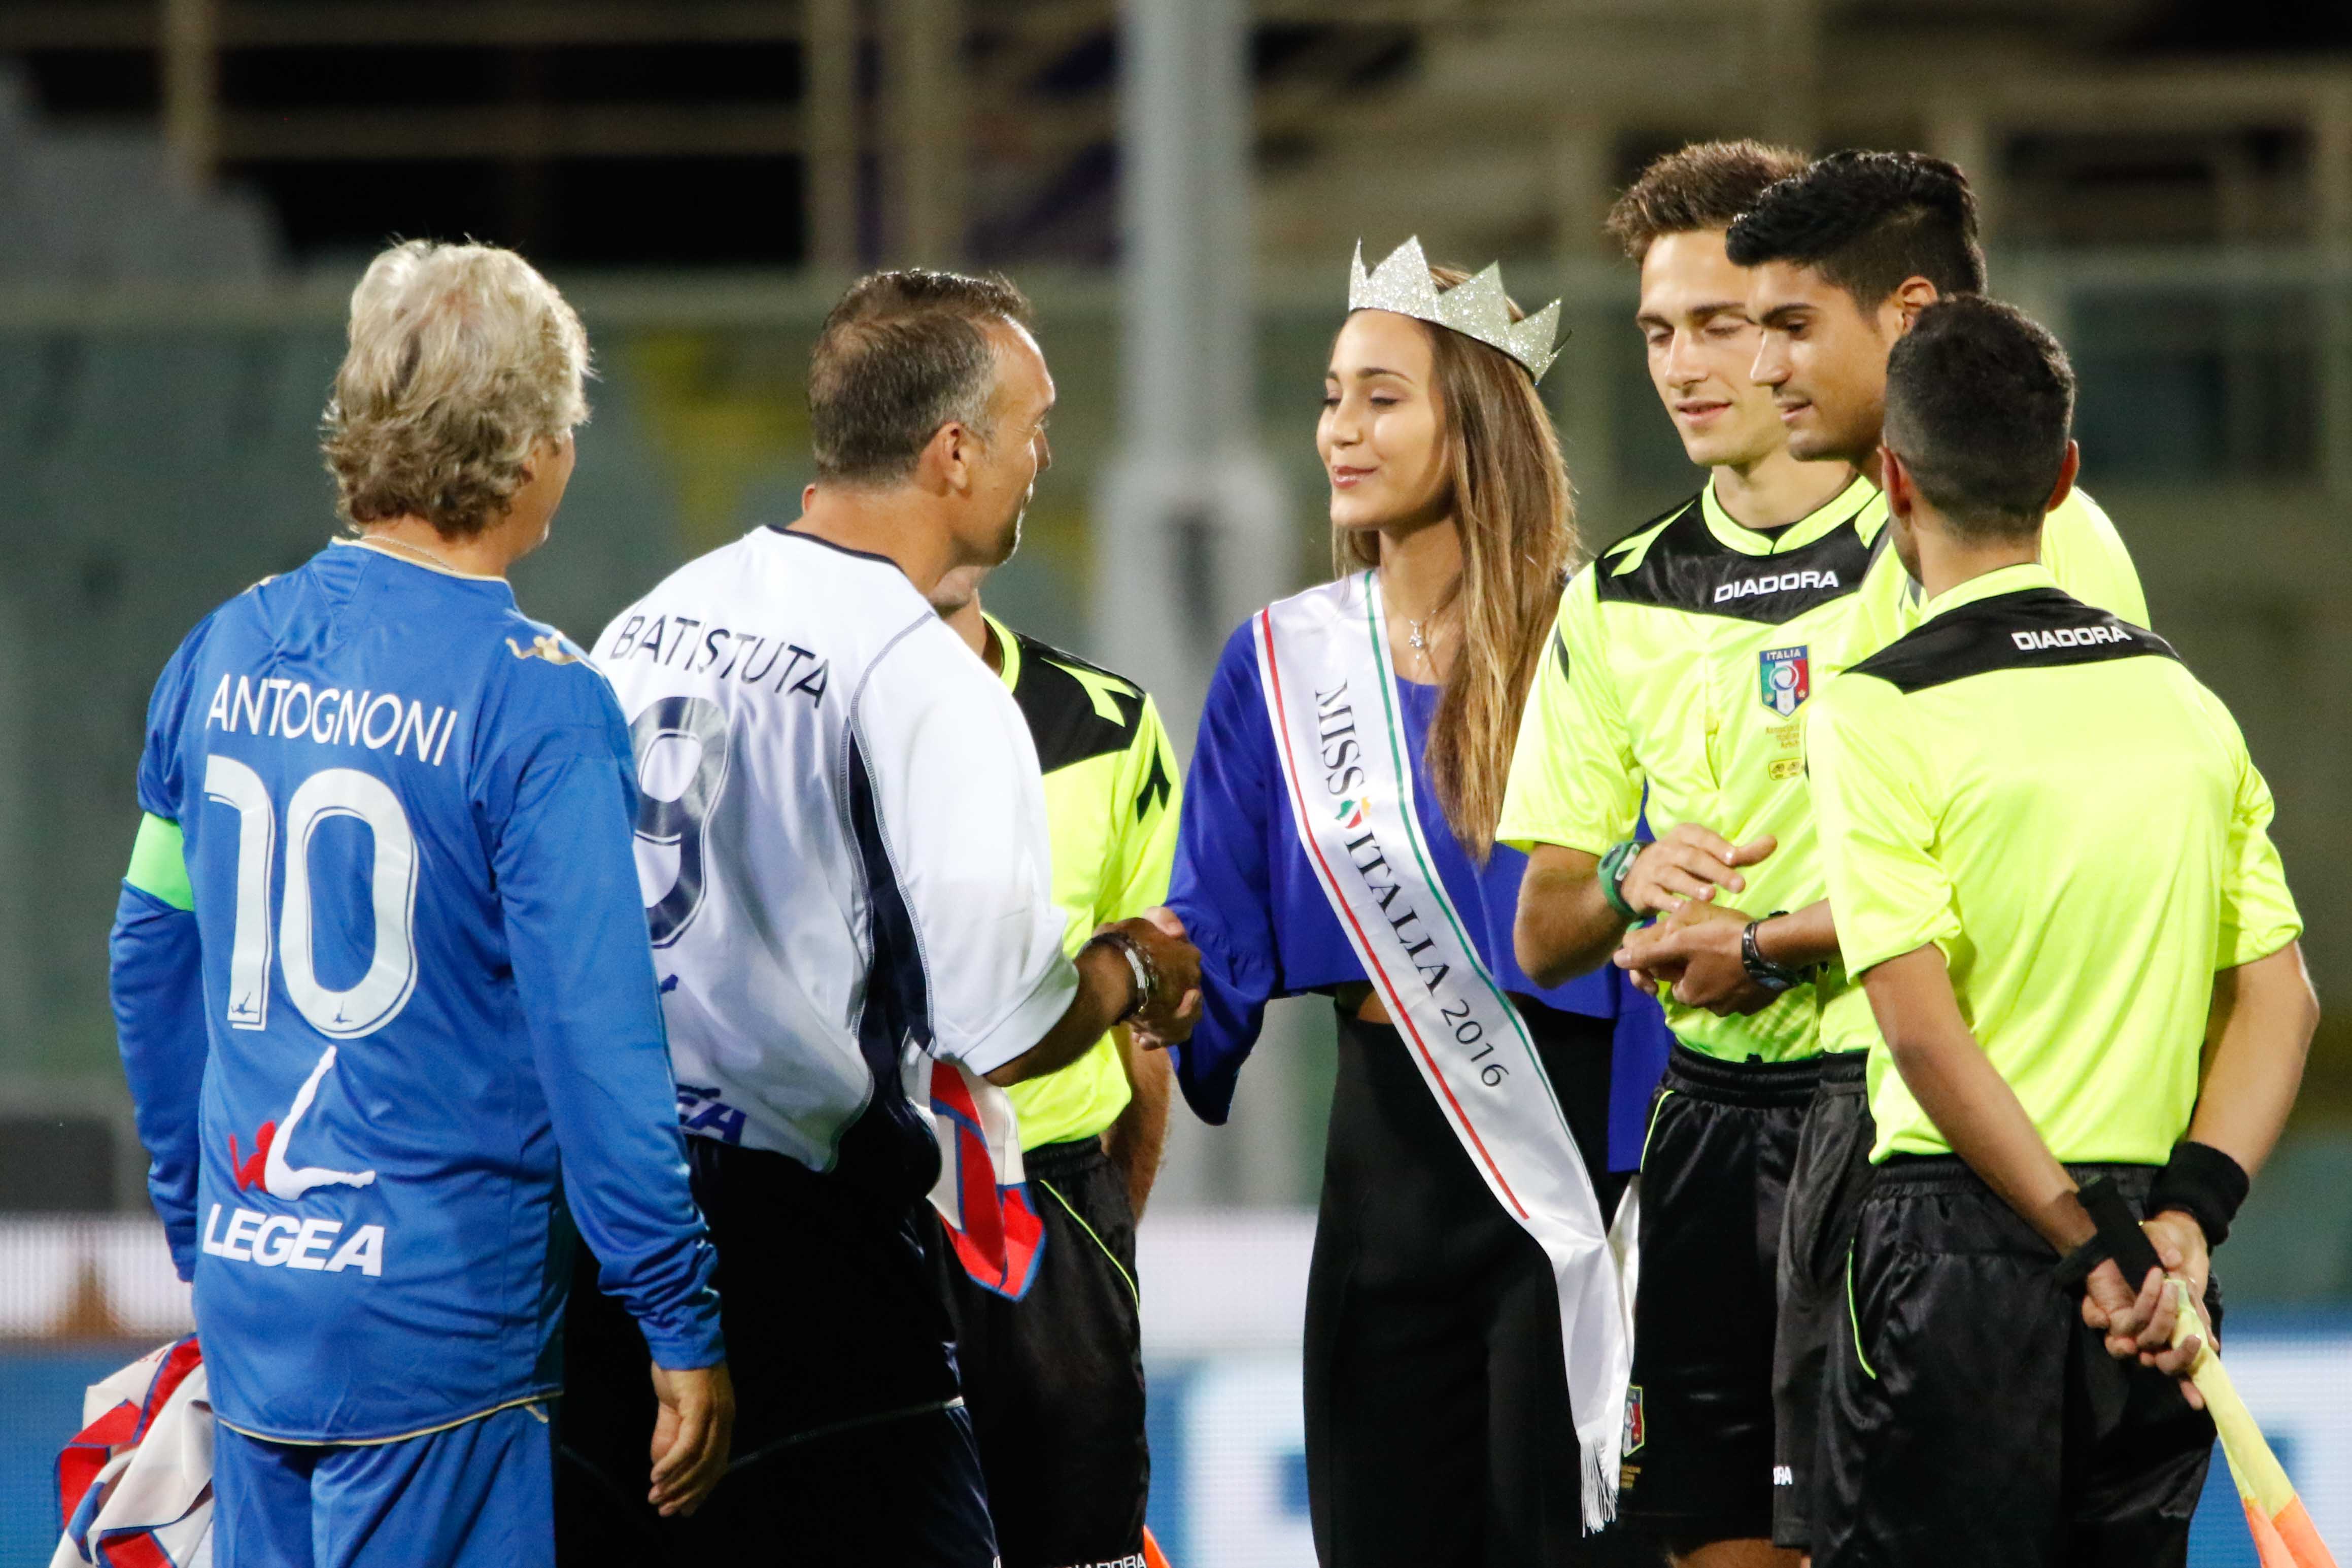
[1160,241,1666,1565]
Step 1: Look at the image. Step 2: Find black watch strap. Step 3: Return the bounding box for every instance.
[1740,913,1805,993]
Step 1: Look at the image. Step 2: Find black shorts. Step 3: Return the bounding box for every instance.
[1817,1157,2218,1568]
[1769,1049,1874,1550]
[556,1137,995,1568]
[1618,1044,1820,1548]
[936,1136,1150,1568]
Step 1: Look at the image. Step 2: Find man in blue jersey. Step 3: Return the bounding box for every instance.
[108,240,733,1567]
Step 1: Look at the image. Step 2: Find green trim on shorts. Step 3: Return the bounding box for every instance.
[1038,1177,1138,1306]
[1637,1087,1677,1172]
[125,814,194,911]
[1847,1246,1879,1380]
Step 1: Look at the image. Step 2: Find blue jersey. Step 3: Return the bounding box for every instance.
[110,540,722,1444]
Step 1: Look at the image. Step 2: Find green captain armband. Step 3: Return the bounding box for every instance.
[125,814,194,911]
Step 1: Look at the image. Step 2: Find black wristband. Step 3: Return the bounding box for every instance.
[2075,1174,2166,1286]
[2146,1140,2249,1249]
[2053,1232,2115,1291]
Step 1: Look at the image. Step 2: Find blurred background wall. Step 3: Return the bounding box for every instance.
[6,0,2351,1228]
[2,7,2351,1555]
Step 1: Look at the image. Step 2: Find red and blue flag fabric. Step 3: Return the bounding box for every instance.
[925,1059,1048,1300]
[55,1335,213,1568]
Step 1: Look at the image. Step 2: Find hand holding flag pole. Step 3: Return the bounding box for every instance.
[2086,1181,2337,1568]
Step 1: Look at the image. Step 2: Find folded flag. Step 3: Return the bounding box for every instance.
[924,1057,1048,1300]
[54,1335,213,1568]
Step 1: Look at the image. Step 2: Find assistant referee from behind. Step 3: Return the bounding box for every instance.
[1806,296,2317,1567]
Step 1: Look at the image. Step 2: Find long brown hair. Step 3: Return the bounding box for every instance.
[1334,265,1578,861]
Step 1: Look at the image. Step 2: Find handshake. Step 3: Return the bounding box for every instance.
[1088,909,1205,1046]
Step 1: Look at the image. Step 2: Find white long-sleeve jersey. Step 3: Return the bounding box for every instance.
[593,526,1077,1192]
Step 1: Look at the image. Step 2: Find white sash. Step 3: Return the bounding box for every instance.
[1256,573,1634,1528]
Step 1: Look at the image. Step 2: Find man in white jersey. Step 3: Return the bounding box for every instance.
[555,270,1202,1568]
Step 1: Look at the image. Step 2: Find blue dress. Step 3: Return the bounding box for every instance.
[1168,617,1672,1171]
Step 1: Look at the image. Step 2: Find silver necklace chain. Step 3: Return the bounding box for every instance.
[361,532,466,575]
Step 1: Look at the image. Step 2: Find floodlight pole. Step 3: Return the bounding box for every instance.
[161,0,218,189]
[805,0,860,275]
[1095,0,1289,754]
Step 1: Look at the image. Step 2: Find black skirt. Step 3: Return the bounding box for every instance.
[1302,995,1650,1568]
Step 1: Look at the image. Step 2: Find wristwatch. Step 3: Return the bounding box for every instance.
[1740,912,1809,994]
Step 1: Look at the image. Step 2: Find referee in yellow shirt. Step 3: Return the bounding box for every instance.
[929,566,1179,1568]
[1806,297,2317,1567]
[1505,142,2154,1561]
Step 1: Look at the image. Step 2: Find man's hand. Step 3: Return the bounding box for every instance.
[2078,1210,2214,1406]
[649,1360,735,1517]
[1614,900,1780,1016]
[1620,825,1777,916]
[1109,910,1203,1046]
[2080,1256,2211,1409]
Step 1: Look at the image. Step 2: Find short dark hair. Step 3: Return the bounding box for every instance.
[1883,297,2074,541]
[809,269,1036,485]
[1725,150,1987,308]
[1605,139,1809,262]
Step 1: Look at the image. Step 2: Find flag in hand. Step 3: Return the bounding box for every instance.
[2176,1292,2337,1567]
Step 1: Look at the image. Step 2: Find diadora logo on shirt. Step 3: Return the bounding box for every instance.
[1716,569,1840,604]
[1759,645,1811,717]
[204,1045,386,1277]
[2012,624,2132,651]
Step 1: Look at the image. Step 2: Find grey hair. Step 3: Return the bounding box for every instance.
[322,240,590,539]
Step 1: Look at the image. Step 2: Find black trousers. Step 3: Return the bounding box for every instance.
[1817,1157,2218,1568]
[1770,1049,1875,1549]
[937,1136,1150,1568]
[556,1138,995,1568]
[1304,997,1651,1568]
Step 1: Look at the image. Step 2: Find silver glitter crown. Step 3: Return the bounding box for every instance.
[1347,236,1563,383]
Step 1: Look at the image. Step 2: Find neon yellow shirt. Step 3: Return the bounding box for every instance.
[987,613,1182,1149]
[1498,478,2146,1064]
[1809,564,2300,1163]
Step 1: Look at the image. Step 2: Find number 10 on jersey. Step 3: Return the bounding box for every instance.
[203,756,421,1040]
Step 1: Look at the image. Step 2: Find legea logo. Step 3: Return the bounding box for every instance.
[204,1044,386,1277]
[229,1045,378,1200]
